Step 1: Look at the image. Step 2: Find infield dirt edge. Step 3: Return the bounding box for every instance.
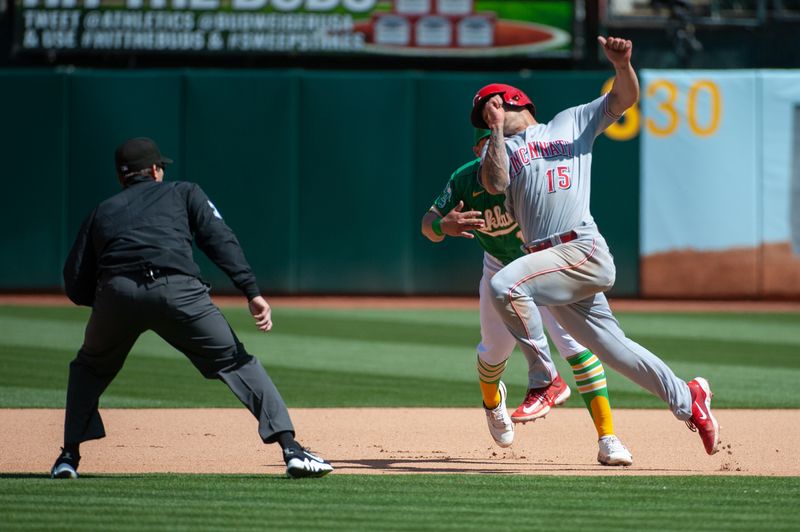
[3,294,800,313]
[4,408,798,477]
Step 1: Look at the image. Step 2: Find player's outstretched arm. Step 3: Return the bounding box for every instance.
[598,36,640,117]
[421,211,446,242]
[423,201,485,240]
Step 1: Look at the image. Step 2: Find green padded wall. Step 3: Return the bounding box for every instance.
[0,71,67,287]
[294,72,415,294]
[0,69,640,296]
[66,71,184,237]
[183,71,298,294]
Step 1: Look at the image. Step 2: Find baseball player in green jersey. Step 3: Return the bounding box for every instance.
[421,129,632,466]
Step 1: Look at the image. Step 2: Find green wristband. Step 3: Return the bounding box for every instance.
[432,218,444,236]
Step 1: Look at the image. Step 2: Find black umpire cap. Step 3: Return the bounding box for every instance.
[115,137,173,175]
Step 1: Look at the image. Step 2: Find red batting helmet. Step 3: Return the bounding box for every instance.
[470,83,536,129]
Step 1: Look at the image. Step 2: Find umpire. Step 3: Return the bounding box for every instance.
[51,137,332,479]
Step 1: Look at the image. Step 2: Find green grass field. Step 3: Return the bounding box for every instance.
[2,304,799,530]
[0,475,797,531]
[2,305,799,409]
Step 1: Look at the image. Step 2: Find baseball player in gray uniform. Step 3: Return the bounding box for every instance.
[422,130,632,466]
[471,36,720,455]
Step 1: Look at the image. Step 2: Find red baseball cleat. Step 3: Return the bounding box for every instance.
[686,377,720,455]
[511,374,571,423]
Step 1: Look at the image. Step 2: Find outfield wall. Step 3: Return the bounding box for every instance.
[0,69,639,296]
[640,70,800,298]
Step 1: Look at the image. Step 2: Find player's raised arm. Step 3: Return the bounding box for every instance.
[479,97,510,195]
[598,36,640,117]
[480,129,509,195]
[471,84,536,194]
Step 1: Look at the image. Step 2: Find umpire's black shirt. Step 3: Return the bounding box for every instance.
[63,174,259,306]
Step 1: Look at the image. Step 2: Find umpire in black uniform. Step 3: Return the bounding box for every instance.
[51,137,332,479]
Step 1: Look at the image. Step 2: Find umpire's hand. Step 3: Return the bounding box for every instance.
[248,296,273,332]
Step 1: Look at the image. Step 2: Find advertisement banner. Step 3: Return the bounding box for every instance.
[14,0,574,57]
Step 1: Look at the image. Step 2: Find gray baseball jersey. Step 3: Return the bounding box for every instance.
[501,94,619,244]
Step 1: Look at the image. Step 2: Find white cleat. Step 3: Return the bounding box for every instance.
[51,462,78,479]
[50,449,80,479]
[597,435,633,466]
[484,381,514,448]
[284,448,334,479]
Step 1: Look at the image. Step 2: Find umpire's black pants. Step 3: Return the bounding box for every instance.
[63,272,294,446]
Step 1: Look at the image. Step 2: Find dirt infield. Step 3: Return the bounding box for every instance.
[4,408,798,477]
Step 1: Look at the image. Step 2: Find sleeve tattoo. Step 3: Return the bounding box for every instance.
[480,129,510,194]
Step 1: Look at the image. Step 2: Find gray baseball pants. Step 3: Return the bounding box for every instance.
[63,273,294,446]
[489,235,693,420]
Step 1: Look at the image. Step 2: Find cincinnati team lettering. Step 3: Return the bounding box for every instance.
[509,140,573,175]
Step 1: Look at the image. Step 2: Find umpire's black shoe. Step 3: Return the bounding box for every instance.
[51,448,80,479]
[284,447,333,479]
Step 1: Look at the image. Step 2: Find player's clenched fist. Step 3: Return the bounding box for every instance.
[482,95,506,131]
[441,200,485,239]
[598,35,633,68]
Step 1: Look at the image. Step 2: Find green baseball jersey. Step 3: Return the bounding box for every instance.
[430,158,524,266]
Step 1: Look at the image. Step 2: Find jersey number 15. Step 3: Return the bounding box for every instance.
[545,166,571,194]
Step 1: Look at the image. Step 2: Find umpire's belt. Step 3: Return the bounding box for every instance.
[522,230,578,254]
[105,266,186,283]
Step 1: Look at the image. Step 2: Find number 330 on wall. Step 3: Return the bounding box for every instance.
[602,77,722,141]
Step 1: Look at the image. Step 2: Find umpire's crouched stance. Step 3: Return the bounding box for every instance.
[51,137,332,479]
